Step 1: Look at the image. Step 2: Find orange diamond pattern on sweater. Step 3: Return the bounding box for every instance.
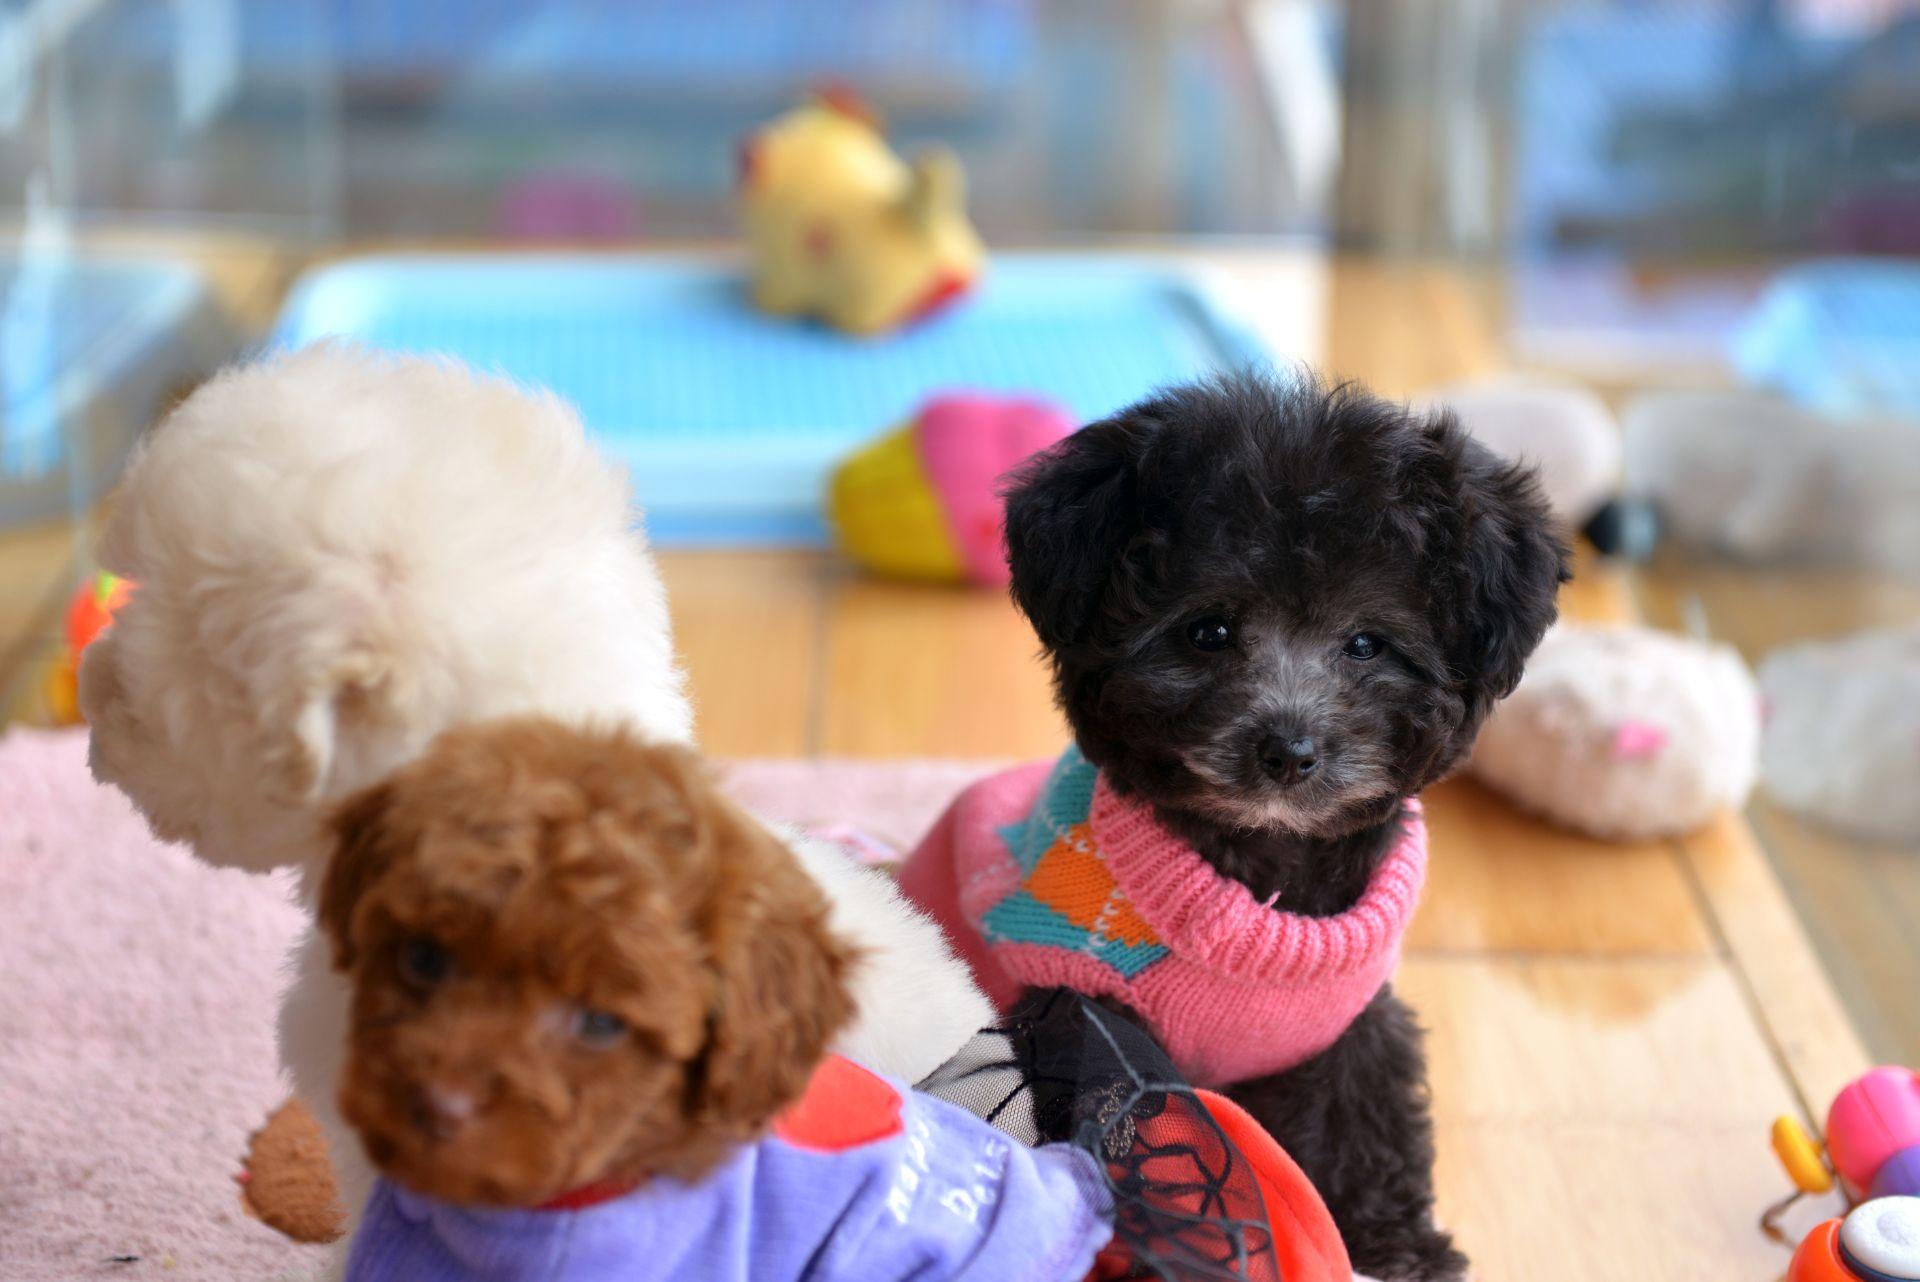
[1024,824,1162,949]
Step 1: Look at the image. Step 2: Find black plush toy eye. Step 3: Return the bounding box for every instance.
[1187,617,1234,652]
[397,937,452,989]
[573,1008,629,1050]
[1342,633,1384,661]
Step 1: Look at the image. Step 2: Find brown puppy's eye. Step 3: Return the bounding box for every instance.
[397,937,453,989]
[1342,633,1384,661]
[1187,617,1233,652]
[573,1008,628,1049]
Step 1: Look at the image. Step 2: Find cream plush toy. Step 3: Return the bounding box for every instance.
[737,92,984,336]
[1423,378,1665,559]
[1760,625,1920,844]
[1426,378,1621,532]
[1622,391,1920,575]
[1470,624,1761,841]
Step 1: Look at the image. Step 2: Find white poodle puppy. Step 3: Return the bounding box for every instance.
[81,344,990,1259]
[85,342,694,877]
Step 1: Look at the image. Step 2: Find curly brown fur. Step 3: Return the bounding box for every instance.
[1003,371,1568,1280]
[318,717,856,1208]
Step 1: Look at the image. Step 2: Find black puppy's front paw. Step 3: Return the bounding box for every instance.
[1224,990,1465,1282]
[1346,1218,1467,1282]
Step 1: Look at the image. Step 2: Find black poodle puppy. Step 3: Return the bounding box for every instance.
[1000,372,1568,1280]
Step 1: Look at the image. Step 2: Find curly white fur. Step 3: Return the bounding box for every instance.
[82,342,695,873]
[80,344,988,1265]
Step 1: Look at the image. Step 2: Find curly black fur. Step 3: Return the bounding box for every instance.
[1001,372,1569,1280]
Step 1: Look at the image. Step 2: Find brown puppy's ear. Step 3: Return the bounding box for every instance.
[319,782,398,971]
[689,791,857,1146]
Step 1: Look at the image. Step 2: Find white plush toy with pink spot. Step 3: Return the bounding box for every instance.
[1469,623,1761,841]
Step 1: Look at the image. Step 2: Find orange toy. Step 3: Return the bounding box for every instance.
[1792,1219,1856,1282]
[1787,1198,1920,1281]
[1195,1089,1354,1282]
[44,572,131,724]
[737,90,984,336]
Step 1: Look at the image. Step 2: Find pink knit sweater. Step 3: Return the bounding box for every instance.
[897,748,1427,1086]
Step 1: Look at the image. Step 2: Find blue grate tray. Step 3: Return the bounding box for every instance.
[274,254,1269,543]
[1734,260,1920,419]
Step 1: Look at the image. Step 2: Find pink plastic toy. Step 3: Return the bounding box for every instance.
[1828,1068,1920,1200]
[829,393,1076,586]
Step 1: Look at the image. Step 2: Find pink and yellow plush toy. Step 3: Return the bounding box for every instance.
[830,393,1074,586]
[737,91,985,336]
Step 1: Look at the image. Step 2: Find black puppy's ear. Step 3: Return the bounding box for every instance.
[1433,415,1571,726]
[1002,415,1158,650]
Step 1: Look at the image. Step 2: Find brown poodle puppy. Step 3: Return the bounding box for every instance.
[319,717,856,1208]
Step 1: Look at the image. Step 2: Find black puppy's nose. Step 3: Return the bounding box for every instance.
[1258,734,1319,783]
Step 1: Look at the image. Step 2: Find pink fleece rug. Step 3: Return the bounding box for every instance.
[0,727,992,1282]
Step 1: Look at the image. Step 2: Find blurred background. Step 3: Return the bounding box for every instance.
[1,0,1916,1060]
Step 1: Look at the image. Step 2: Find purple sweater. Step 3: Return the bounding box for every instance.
[344,1065,1110,1282]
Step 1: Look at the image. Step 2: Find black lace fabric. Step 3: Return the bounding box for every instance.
[918,989,1282,1282]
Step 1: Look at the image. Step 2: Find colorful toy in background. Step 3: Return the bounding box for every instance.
[43,572,131,724]
[737,90,985,336]
[1787,1198,1920,1282]
[1770,1069,1920,1281]
[1468,623,1760,841]
[830,393,1073,586]
[1774,1069,1920,1208]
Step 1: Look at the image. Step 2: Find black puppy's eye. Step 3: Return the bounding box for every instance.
[1187,617,1234,652]
[1342,633,1384,661]
[573,1008,628,1050]
[397,937,452,989]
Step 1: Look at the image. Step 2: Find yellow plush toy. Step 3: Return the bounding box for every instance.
[737,91,985,336]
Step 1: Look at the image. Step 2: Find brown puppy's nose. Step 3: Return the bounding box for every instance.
[408,1082,480,1140]
[1258,734,1319,784]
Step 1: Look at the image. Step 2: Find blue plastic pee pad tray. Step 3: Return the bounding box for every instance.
[1735,260,1920,419]
[274,254,1268,543]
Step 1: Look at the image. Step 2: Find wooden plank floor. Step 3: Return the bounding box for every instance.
[1633,559,1920,1071]
[663,545,1862,1282]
